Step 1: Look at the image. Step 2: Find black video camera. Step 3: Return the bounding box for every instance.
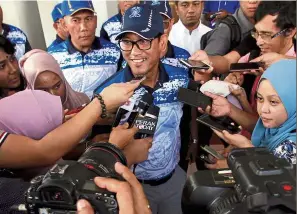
[182,147,296,214]
[24,143,127,214]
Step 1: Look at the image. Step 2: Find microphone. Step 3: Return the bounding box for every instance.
[134,105,160,139]
[112,93,154,128]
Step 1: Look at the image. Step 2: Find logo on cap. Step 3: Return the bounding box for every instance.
[129,7,142,18]
[151,0,160,6]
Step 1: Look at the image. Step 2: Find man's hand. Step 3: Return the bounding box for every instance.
[205,159,228,169]
[186,140,198,164]
[109,123,138,149]
[198,92,231,117]
[123,137,153,167]
[216,10,228,19]
[229,85,247,100]
[77,162,152,214]
[224,72,244,86]
[189,50,213,81]
[250,52,292,69]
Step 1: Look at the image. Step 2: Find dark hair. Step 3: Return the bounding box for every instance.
[0,35,15,55]
[255,1,296,30]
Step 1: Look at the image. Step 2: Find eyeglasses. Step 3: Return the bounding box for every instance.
[119,38,157,51]
[251,28,288,41]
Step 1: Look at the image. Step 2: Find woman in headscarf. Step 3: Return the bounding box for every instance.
[0,35,25,98]
[19,49,89,110]
[207,59,296,167]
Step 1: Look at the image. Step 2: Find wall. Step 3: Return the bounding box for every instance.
[1,0,46,50]
[1,0,119,49]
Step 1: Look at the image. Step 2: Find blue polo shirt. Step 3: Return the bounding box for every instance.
[2,23,31,60]
[47,35,65,51]
[100,13,122,45]
[94,61,189,180]
[48,37,121,98]
[203,0,239,14]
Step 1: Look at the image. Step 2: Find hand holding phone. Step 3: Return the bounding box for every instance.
[200,154,216,164]
[201,145,225,160]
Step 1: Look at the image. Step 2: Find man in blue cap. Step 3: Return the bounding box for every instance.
[100,0,138,44]
[48,3,69,51]
[0,6,31,60]
[144,0,190,62]
[94,4,189,214]
[48,0,122,98]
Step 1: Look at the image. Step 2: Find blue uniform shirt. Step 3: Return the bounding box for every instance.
[95,60,189,180]
[47,35,65,51]
[203,0,239,14]
[2,23,31,60]
[48,37,121,98]
[100,13,122,45]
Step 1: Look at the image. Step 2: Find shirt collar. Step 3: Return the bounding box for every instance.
[66,36,101,54]
[123,62,169,91]
[56,34,64,43]
[116,12,123,21]
[177,19,202,35]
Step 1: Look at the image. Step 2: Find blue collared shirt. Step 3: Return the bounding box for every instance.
[100,12,122,45]
[47,35,65,52]
[48,37,121,98]
[203,0,239,14]
[2,23,31,60]
[95,60,189,180]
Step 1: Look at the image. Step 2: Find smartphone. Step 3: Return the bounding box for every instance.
[229,62,262,72]
[196,114,241,134]
[199,154,216,164]
[179,59,210,70]
[65,104,87,115]
[177,88,212,110]
[201,145,225,160]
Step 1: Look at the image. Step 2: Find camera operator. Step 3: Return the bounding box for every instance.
[76,162,152,214]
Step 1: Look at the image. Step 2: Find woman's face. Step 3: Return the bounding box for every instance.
[0,50,21,89]
[34,71,66,103]
[256,79,288,128]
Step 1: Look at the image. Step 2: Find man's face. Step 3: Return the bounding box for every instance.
[240,0,260,20]
[64,10,97,49]
[118,0,138,14]
[254,15,295,54]
[0,50,21,89]
[176,1,203,28]
[120,33,167,76]
[162,15,174,36]
[54,18,69,40]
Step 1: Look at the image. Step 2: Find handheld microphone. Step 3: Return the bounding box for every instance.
[134,105,160,139]
[112,93,154,128]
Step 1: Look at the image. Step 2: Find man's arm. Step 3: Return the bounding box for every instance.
[208,51,241,74]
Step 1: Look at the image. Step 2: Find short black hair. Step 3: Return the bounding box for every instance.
[0,35,15,55]
[255,1,296,30]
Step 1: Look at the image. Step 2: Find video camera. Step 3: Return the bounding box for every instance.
[182,147,296,214]
[23,142,127,214]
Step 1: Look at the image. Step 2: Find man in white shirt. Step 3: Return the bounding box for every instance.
[169,1,211,55]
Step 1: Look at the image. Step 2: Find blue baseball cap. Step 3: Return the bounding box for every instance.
[62,0,95,17]
[115,4,164,40]
[51,3,64,22]
[144,0,172,19]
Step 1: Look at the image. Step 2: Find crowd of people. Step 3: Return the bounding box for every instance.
[0,0,296,214]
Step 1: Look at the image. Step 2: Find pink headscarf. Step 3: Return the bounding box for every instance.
[0,90,63,140]
[19,49,90,110]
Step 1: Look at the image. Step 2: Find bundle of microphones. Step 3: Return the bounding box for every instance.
[112,91,159,139]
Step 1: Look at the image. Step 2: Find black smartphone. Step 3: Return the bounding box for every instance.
[177,88,212,110]
[196,114,241,134]
[201,145,225,160]
[229,62,262,72]
[179,59,210,70]
[200,154,216,164]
